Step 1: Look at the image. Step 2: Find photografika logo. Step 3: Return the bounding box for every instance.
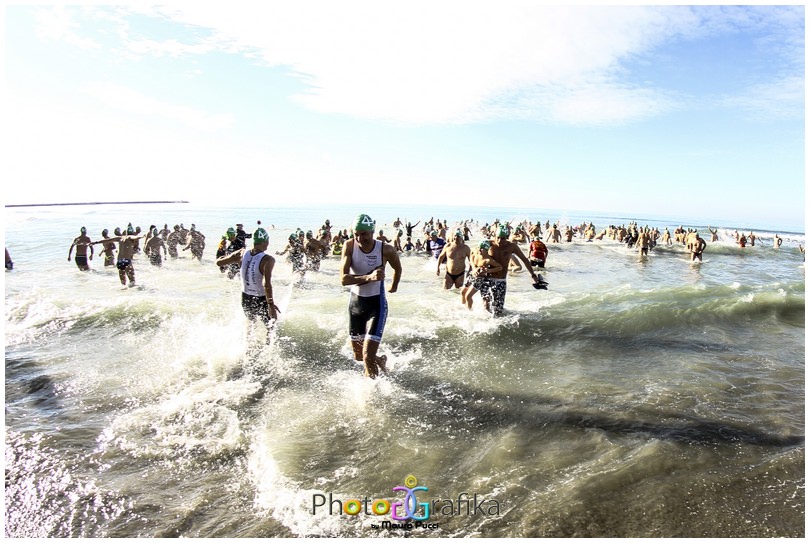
[310,474,501,531]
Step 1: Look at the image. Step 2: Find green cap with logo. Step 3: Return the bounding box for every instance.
[354,214,375,232]
[498,225,509,238]
[479,240,491,250]
[253,227,269,244]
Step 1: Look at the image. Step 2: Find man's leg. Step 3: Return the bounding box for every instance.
[363,339,386,378]
[351,338,364,362]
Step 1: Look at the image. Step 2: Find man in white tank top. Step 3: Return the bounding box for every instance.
[340,213,402,378]
[216,228,280,343]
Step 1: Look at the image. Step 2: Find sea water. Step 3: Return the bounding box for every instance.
[4,203,805,537]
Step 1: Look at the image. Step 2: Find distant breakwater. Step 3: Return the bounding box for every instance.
[5,201,189,208]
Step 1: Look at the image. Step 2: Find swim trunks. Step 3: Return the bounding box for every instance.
[445,270,465,283]
[471,275,489,290]
[241,292,271,325]
[349,292,388,343]
[116,259,132,271]
[290,253,305,273]
[348,239,387,341]
[479,278,507,317]
[149,253,163,267]
[74,256,88,268]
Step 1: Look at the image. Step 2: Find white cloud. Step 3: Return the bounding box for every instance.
[719,75,805,122]
[29,4,803,127]
[34,6,100,50]
[82,81,234,131]
[170,3,686,126]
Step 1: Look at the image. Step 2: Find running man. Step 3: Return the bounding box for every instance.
[67,227,94,271]
[436,230,471,289]
[167,225,184,259]
[92,226,143,286]
[528,236,548,268]
[304,230,327,271]
[480,225,546,317]
[144,228,168,267]
[461,240,503,309]
[688,233,707,262]
[182,225,206,261]
[98,229,117,266]
[215,228,280,343]
[426,231,446,260]
[340,213,402,379]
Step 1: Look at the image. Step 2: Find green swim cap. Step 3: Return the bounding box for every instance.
[226,227,235,237]
[127,224,135,235]
[479,240,491,250]
[253,228,269,243]
[498,225,509,238]
[80,226,86,234]
[354,214,375,232]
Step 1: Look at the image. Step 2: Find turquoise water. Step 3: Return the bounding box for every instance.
[4,203,805,537]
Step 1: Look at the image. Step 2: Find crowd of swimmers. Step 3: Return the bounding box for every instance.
[62,215,804,289]
[52,214,804,379]
[66,222,207,286]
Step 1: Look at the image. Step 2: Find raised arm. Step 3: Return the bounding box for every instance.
[216,248,244,267]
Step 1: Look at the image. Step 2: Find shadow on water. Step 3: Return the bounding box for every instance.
[5,355,61,412]
[227,325,803,449]
[389,371,804,448]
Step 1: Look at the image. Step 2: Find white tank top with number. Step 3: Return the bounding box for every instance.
[350,240,383,297]
[241,250,266,296]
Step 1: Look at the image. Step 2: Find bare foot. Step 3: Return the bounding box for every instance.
[364,360,378,379]
[376,354,388,374]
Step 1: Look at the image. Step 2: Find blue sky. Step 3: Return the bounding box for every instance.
[3,3,805,231]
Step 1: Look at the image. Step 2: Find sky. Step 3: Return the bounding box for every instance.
[2,2,806,231]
